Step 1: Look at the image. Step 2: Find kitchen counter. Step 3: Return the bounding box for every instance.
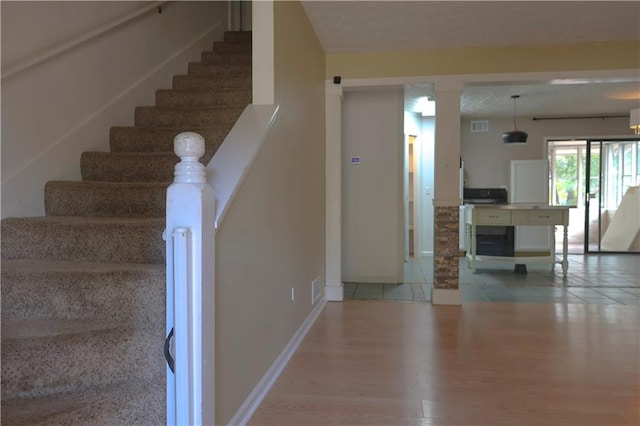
[466,204,569,210]
[464,204,571,275]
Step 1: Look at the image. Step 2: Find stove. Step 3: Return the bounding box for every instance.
[463,188,508,205]
[463,188,514,257]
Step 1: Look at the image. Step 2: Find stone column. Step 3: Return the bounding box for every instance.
[432,81,463,305]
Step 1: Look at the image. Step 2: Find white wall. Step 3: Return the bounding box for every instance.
[420,116,435,255]
[215,1,326,423]
[461,115,632,188]
[1,1,228,217]
[342,89,404,283]
[403,111,435,256]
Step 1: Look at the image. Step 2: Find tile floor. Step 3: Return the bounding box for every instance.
[344,254,640,305]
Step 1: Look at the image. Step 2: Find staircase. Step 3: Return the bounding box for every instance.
[1,31,251,425]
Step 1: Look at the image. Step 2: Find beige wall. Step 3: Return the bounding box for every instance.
[1,1,227,218]
[342,89,404,283]
[326,41,640,80]
[461,115,633,188]
[215,1,325,423]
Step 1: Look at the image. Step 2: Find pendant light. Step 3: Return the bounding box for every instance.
[502,95,528,144]
[630,107,640,134]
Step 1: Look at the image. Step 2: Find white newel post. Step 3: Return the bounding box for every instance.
[165,132,216,426]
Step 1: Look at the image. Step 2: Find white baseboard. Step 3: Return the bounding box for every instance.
[227,296,327,425]
[325,285,344,301]
[431,287,462,305]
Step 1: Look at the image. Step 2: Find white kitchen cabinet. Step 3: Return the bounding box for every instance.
[509,160,549,204]
[509,160,553,253]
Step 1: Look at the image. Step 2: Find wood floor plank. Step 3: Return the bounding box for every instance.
[249,301,640,426]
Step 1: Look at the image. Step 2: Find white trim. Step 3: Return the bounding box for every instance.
[325,285,344,302]
[333,69,639,90]
[252,0,274,104]
[431,287,462,305]
[325,83,343,301]
[208,105,279,229]
[227,297,327,426]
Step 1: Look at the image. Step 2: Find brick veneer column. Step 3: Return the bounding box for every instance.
[434,206,460,289]
[432,81,463,305]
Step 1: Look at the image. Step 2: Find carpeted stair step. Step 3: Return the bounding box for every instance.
[213,41,251,53]
[1,376,164,426]
[155,88,251,108]
[134,105,244,127]
[0,30,251,424]
[1,217,164,263]
[45,181,168,217]
[187,62,251,77]
[1,260,164,326]
[109,126,228,154]
[81,151,177,182]
[1,318,163,400]
[201,51,251,65]
[173,74,251,90]
[223,30,251,43]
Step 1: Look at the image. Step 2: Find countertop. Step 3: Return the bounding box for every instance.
[464,204,572,210]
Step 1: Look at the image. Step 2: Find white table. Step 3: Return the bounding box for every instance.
[465,204,571,275]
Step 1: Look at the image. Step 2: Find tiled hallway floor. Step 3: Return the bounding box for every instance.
[344,254,640,305]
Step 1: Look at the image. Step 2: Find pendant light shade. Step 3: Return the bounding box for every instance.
[502,95,528,144]
[631,107,640,134]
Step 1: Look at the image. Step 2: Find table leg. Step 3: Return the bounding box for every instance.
[562,224,569,276]
[471,224,477,273]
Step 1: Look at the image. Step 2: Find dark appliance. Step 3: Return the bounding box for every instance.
[463,188,514,257]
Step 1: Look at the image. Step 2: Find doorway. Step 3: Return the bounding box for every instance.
[548,138,640,254]
[404,135,417,260]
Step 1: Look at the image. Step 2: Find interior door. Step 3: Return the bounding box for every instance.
[585,139,640,253]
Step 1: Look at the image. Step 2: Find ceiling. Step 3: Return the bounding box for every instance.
[301,1,640,118]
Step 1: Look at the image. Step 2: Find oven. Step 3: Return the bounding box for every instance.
[463,188,514,257]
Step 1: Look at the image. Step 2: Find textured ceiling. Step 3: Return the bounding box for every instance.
[302,1,640,54]
[302,1,640,118]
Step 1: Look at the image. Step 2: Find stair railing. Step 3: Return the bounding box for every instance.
[164,132,216,426]
[2,1,168,81]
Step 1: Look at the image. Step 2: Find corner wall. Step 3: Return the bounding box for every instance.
[326,41,640,80]
[214,1,325,423]
[1,1,227,218]
[342,89,404,283]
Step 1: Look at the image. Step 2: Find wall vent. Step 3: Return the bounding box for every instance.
[471,120,489,132]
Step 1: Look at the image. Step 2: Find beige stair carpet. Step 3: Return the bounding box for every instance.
[1,30,251,425]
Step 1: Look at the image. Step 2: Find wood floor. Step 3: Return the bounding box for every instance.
[249,300,640,426]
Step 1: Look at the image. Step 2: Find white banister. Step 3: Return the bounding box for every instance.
[165,132,216,426]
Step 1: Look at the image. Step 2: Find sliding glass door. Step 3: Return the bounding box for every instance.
[548,140,588,253]
[549,137,640,254]
[585,139,640,253]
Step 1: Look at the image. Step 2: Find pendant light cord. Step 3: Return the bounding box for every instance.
[511,95,520,129]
